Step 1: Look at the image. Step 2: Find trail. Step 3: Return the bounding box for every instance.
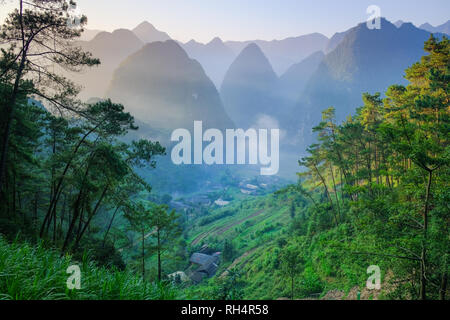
[191,227,220,246]
[215,209,265,235]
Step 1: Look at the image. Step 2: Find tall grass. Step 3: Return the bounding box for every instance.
[0,236,178,300]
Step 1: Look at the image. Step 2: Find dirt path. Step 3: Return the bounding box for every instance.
[191,227,220,246]
[215,210,264,235]
[191,210,265,246]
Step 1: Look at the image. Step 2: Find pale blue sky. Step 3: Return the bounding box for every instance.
[1,0,449,42]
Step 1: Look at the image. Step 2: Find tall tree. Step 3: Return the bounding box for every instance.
[123,201,153,281]
[0,0,99,191]
[148,204,181,282]
[280,246,303,300]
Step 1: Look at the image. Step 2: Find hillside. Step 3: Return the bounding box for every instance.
[132,21,171,43]
[106,40,234,131]
[290,18,438,147]
[73,29,144,100]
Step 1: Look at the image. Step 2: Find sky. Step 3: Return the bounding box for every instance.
[0,0,449,42]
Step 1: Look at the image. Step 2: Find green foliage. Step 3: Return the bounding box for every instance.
[296,35,449,300]
[209,269,246,300]
[0,236,178,300]
[222,239,234,262]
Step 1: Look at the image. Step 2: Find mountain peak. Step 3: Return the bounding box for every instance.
[106,39,233,130]
[134,21,155,30]
[221,43,279,128]
[138,40,188,61]
[186,39,200,45]
[132,21,171,43]
[394,20,404,28]
[243,42,261,51]
[229,43,275,76]
[89,28,142,47]
[208,37,223,45]
[419,20,450,35]
[112,28,136,36]
[420,22,434,29]
[239,43,267,59]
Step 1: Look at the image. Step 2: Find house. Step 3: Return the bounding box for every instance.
[188,252,221,283]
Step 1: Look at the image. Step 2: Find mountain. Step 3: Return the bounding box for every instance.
[74,29,144,100]
[324,30,349,53]
[226,33,329,75]
[106,40,233,131]
[220,43,283,129]
[78,29,103,41]
[394,20,405,28]
[181,37,236,88]
[293,18,439,146]
[279,51,325,104]
[419,20,450,35]
[132,21,171,43]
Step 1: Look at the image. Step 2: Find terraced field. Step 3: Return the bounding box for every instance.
[186,192,293,268]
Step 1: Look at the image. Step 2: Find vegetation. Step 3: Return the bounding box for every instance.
[0,1,447,301]
[296,35,449,300]
[185,36,449,300]
[0,236,177,300]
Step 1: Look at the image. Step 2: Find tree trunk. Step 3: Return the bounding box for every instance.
[73,185,109,249]
[420,169,433,300]
[42,127,100,237]
[313,163,338,226]
[61,190,84,253]
[439,272,447,300]
[291,275,294,300]
[142,230,145,281]
[102,205,121,247]
[0,1,27,192]
[157,229,162,282]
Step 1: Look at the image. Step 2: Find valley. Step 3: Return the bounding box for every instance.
[0,1,448,301]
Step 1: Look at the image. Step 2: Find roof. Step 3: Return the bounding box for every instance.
[189,252,221,281]
[190,253,214,265]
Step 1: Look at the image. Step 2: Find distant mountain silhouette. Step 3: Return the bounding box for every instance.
[279,51,325,104]
[226,33,328,75]
[106,40,233,131]
[293,18,439,146]
[74,29,144,100]
[420,20,450,35]
[78,29,103,41]
[394,20,405,28]
[182,37,236,89]
[220,43,284,129]
[324,30,350,53]
[132,21,171,43]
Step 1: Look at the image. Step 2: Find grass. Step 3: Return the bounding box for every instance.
[0,236,178,300]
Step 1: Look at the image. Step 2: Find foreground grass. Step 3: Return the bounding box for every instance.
[0,236,178,300]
